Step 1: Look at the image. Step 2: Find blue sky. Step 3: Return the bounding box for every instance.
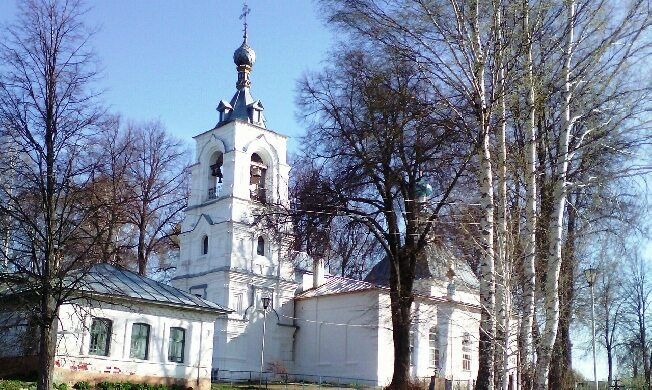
[0,0,335,150]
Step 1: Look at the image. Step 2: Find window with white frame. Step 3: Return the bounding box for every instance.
[463,353,471,371]
[89,318,112,356]
[129,323,150,360]
[429,327,440,368]
[168,327,186,363]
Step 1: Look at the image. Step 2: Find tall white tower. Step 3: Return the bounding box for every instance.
[171,24,297,373]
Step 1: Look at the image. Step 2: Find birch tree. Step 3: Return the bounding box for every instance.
[518,0,538,387]
[533,0,651,385]
[316,0,652,387]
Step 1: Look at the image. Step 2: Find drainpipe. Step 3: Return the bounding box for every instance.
[197,320,204,390]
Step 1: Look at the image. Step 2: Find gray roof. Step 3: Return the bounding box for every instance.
[296,277,380,299]
[296,275,450,305]
[364,245,479,291]
[76,263,230,314]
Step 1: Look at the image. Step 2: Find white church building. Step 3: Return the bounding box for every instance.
[170,30,515,387]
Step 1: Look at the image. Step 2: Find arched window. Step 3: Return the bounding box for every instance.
[168,327,186,363]
[89,318,112,356]
[202,236,209,255]
[429,327,440,368]
[129,323,150,360]
[250,153,267,203]
[257,236,265,256]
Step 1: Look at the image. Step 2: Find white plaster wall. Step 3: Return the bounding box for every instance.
[377,293,395,385]
[294,291,380,385]
[53,301,217,386]
[437,303,480,382]
[295,292,482,386]
[213,309,296,374]
[410,301,439,378]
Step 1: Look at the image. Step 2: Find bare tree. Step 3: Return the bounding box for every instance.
[82,116,137,266]
[126,121,189,275]
[290,160,381,279]
[0,0,104,388]
[624,253,652,386]
[296,49,472,388]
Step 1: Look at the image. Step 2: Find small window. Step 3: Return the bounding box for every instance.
[257,236,265,256]
[429,327,440,368]
[409,328,416,367]
[463,353,471,371]
[189,285,206,299]
[202,236,209,255]
[168,327,186,363]
[235,293,243,312]
[89,318,112,356]
[130,323,150,360]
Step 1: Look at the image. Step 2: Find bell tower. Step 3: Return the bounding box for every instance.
[171,8,297,372]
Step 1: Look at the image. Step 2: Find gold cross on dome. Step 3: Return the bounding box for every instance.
[240,2,251,40]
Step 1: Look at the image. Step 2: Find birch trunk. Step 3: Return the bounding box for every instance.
[477,121,496,390]
[469,1,495,388]
[534,1,576,387]
[494,2,510,387]
[520,0,537,387]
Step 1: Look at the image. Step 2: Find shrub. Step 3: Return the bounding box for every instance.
[97,381,114,390]
[73,382,91,390]
[266,361,288,376]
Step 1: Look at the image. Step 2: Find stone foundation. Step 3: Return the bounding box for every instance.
[53,368,210,390]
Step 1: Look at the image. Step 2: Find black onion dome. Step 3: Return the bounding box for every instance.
[233,41,256,67]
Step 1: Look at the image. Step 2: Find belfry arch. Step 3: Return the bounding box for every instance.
[249,152,269,203]
[208,151,224,199]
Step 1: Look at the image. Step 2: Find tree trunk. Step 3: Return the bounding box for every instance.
[494,2,510,388]
[549,195,576,389]
[37,294,58,390]
[606,342,613,387]
[476,134,496,390]
[520,1,537,387]
[388,251,415,389]
[137,215,147,275]
[469,1,495,388]
[389,291,413,389]
[534,3,575,387]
